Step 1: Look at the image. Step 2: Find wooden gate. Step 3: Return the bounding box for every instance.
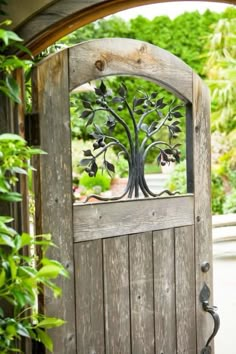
[32,38,216,354]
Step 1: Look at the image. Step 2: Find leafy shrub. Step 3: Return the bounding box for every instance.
[223,190,236,214]
[166,160,187,194]
[79,170,111,194]
[0,134,67,352]
[211,171,225,214]
[166,159,236,215]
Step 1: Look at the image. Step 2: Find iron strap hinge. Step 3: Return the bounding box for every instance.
[25,112,40,146]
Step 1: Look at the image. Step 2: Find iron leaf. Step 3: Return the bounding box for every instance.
[104,160,115,173]
[151,92,158,99]
[80,158,93,166]
[100,81,107,95]
[80,110,92,118]
[173,111,183,118]
[82,101,92,109]
[83,150,93,157]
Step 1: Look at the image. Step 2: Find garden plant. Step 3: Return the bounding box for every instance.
[0,14,67,353]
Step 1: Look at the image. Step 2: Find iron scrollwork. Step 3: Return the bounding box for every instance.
[79,81,184,202]
[200,282,220,354]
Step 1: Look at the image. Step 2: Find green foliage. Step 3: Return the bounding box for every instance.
[211,170,225,214]
[79,171,111,195]
[58,9,229,76]
[203,14,236,214]
[205,16,236,135]
[166,160,187,194]
[0,134,44,202]
[0,134,67,352]
[0,20,32,103]
[223,190,236,214]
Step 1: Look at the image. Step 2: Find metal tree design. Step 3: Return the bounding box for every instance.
[79,81,183,201]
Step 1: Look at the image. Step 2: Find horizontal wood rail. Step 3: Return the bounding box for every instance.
[73,195,194,242]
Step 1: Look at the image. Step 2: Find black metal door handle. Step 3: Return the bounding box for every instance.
[200,282,220,354]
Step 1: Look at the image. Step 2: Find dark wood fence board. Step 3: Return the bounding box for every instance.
[73,196,194,242]
[74,240,105,354]
[129,232,155,354]
[103,236,131,354]
[153,228,177,353]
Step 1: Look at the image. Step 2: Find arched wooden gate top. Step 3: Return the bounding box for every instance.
[37,38,193,102]
[32,37,212,354]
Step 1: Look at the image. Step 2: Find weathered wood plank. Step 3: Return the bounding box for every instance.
[103,236,131,354]
[74,240,105,354]
[153,228,176,354]
[129,232,154,354]
[175,225,196,354]
[73,195,194,242]
[192,73,213,353]
[32,50,76,354]
[69,38,193,102]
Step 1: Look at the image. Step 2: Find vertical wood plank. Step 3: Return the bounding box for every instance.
[74,240,105,354]
[192,73,213,352]
[175,225,196,354]
[32,50,76,354]
[153,229,176,354]
[129,232,154,354]
[103,236,131,354]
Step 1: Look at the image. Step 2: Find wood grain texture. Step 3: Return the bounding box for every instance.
[103,236,131,354]
[129,232,155,354]
[153,228,176,354]
[74,240,105,354]
[73,195,194,242]
[69,38,193,102]
[12,0,235,56]
[192,73,213,352]
[32,51,76,354]
[175,226,196,354]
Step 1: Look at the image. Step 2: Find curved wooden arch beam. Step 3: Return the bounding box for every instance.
[16,0,235,56]
[68,38,193,102]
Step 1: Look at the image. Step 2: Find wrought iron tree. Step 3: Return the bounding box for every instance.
[79,81,184,201]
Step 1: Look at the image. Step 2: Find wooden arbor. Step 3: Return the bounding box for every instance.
[31,38,214,354]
